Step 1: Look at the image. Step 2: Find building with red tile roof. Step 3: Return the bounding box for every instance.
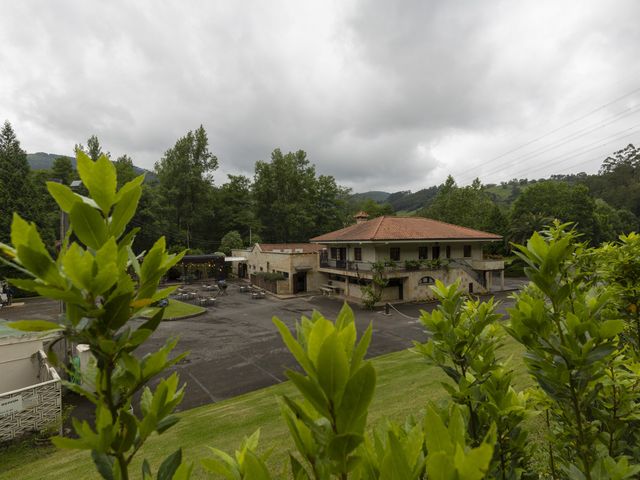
[309,215,505,304]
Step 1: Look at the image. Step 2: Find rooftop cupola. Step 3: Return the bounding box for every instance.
[354,211,369,224]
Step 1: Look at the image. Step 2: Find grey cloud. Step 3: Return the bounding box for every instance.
[1,0,640,192]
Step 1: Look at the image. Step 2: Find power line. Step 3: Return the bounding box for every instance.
[519,127,640,178]
[457,122,640,185]
[471,86,640,164]
[449,86,640,184]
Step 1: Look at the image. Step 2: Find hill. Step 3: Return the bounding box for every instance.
[26,152,154,179]
[26,152,71,170]
[350,190,390,203]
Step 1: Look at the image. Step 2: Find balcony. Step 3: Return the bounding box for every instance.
[470,259,504,271]
[319,259,372,272]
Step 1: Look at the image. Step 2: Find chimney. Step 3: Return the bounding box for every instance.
[354,211,369,224]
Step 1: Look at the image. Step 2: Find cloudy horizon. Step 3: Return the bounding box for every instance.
[2,0,640,193]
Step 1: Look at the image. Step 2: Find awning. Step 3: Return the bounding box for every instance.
[225,256,247,262]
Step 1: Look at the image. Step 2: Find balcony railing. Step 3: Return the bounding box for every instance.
[319,257,504,273]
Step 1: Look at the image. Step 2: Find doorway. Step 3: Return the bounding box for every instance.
[387,278,404,300]
[238,263,248,279]
[293,272,307,294]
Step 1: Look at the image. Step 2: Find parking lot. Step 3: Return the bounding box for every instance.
[0,282,517,414]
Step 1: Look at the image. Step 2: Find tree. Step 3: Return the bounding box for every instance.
[349,198,394,220]
[508,224,640,477]
[421,176,498,232]
[155,126,218,250]
[0,121,39,244]
[113,154,137,188]
[219,230,244,255]
[593,198,638,244]
[253,149,350,242]
[75,134,110,161]
[310,174,351,236]
[511,181,597,243]
[253,149,316,242]
[51,156,75,185]
[583,144,640,217]
[212,175,260,244]
[1,151,190,479]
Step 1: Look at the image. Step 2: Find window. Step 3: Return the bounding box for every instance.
[418,246,428,260]
[446,246,451,258]
[330,247,337,259]
[432,246,440,259]
[420,276,435,285]
[354,247,362,261]
[463,245,472,258]
[390,247,400,261]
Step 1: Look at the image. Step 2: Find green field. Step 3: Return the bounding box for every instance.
[142,299,206,321]
[0,335,537,479]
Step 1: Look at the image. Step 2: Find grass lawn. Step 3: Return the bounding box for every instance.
[0,334,540,479]
[142,299,205,320]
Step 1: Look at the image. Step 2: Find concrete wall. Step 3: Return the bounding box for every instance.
[0,351,61,442]
[341,267,487,305]
[0,338,43,394]
[241,248,319,294]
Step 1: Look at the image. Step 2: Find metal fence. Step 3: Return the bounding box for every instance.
[0,350,61,442]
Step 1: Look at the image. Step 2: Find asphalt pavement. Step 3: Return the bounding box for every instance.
[0,282,519,416]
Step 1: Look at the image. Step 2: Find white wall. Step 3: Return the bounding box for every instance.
[0,339,43,393]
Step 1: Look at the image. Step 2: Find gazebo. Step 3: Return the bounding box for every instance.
[178,253,227,283]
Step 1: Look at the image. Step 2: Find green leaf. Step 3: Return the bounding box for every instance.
[82,153,117,215]
[46,181,81,212]
[424,404,453,455]
[109,184,142,239]
[380,431,413,480]
[52,435,91,450]
[6,320,61,332]
[273,317,314,374]
[69,201,108,250]
[600,319,625,338]
[61,243,94,291]
[243,450,273,480]
[307,317,335,366]
[16,245,60,286]
[351,323,372,375]
[286,370,330,418]
[104,293,132,330]
[142,459,152,479]
[91,451,115,480]
[290,454,311,480]
[316,331,349,403]
[156,415,180,434]
[336,362,376,432]
[158,448,182,480]
[115,174,144,203]
[328,433,363,462]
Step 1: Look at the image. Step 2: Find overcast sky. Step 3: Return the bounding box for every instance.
[2,1,640,192]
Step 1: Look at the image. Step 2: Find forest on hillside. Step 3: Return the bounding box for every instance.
[1,120,639,259]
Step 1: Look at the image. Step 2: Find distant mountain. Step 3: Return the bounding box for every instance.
[350,190,391,203]
[27,152,71,170]
[26,152,155,180]
[350,187,441,214]
[386,186,440,213]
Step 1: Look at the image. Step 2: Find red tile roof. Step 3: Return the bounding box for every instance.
[310,216,502,242]
[256,243,323,253]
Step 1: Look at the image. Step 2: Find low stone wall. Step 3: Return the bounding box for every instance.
[0,350,61,442]
[250,274,277,294]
